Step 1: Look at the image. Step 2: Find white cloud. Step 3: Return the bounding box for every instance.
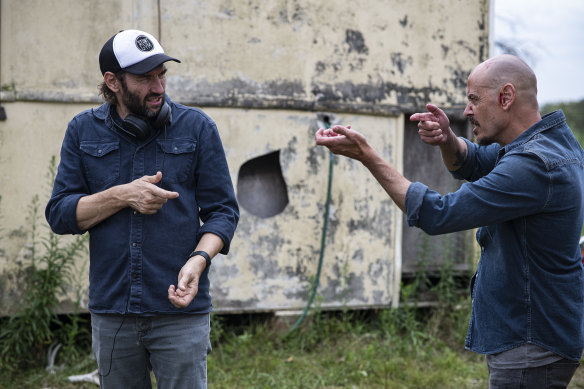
[493,0,584,104]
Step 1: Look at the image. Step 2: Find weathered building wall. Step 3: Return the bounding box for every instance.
[0,0,489,314]
[212,109,404,311]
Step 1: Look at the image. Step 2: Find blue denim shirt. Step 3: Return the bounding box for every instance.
[46,97,239,315]
[406,111,584,360]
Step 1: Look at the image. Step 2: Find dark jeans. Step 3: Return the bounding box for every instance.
[488,359,580,389]
[91,313,211,389]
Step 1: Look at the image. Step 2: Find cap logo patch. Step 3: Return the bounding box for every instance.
[135,35,154,52]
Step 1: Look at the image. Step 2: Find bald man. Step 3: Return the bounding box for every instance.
[315,55,584,388]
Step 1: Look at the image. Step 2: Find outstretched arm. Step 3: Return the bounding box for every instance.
[315,125,411,214]
[409,104,468,171]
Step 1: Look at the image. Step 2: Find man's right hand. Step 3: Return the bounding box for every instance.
[126,172,179,214]
[409,103,468,172]
[76,172,178,230]
[409,103,452,146]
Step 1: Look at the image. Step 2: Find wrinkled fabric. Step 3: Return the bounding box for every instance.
[46,96,239,315]
[406,111,584,361]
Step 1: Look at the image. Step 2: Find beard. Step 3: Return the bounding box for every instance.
[119,79,162,119]
[470,117,495,146]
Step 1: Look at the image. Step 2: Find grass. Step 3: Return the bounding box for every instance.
[2,261,584,388]
[0,305,490,389]
[206,306,490,389]
[2,281,584,388]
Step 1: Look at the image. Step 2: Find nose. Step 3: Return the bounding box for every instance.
[463,103,473,117]
[150,77,165,94]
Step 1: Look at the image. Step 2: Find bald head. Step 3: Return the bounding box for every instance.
[470,54,539,108]
[464,54,542,146]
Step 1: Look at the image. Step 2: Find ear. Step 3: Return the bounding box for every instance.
[498,83,516,110]
[103,72,121,93]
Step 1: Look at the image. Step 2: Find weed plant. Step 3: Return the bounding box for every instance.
[0,157,89,375]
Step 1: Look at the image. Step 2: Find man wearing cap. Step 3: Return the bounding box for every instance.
[46,30,239,388]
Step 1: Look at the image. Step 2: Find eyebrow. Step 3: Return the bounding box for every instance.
[139,68,167,79]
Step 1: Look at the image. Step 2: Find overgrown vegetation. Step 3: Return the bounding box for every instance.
[0,253,487,388]
[0,157,89,375]
[206,262,481,389]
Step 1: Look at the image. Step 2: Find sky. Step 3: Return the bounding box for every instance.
[492,0,584,105]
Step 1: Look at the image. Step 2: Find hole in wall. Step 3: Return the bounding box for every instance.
[316,112,338,129]
[237,150,289,218]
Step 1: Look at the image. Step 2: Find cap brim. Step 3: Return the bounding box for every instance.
[124,54,181,75]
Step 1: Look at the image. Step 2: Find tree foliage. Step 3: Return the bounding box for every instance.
[541,99,584,144]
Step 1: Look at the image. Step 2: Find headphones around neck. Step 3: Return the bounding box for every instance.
[113,101,172,140]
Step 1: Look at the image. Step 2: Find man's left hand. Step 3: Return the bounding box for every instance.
[168,255,207,308]
[315,125,373,163]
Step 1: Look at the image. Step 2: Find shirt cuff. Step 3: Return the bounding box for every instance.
[62,193,86,235]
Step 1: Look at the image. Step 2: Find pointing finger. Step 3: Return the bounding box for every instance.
[150,186,179,199]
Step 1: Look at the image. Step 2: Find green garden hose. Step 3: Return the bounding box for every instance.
[285,120,334,335]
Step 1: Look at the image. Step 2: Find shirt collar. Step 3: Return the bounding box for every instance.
[503,110,566,155]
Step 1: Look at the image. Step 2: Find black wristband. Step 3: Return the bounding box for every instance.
[189,250,211,269]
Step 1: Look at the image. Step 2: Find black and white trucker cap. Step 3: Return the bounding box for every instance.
[99,29,180,76]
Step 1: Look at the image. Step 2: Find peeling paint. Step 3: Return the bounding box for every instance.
[202,109,402,312]
[310,80,450,108]
[390,53,413,75]
[345,29,369,55]
[1,0,488,314]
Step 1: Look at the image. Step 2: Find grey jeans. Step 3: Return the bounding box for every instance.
[91,312,211,389]
[488,359,580,389]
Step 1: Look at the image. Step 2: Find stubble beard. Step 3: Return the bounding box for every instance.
[120,79,161,119]
[470,116,495,146]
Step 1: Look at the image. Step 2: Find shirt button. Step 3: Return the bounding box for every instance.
[173,146,178,151]
[133,211,138,215]
[132,242,137,247]
[97,149,102,154]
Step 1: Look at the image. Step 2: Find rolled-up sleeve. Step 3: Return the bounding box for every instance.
[194,122,239,254]
[451,137,501,182]
[405,181,428,228]
[404,150,549,236]
[45,118,88,236]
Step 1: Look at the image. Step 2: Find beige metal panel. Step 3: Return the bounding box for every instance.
[2,0,488,112]
[205,108,402,312]
[0,101,403,314]
[0,0,489,314]
[1,0,159,100]
[164,0,488,110]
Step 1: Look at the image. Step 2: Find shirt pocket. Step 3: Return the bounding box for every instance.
[156,139,196,183]
[80,141,120,189]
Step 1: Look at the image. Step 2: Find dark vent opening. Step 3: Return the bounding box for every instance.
[237,150,289,218]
